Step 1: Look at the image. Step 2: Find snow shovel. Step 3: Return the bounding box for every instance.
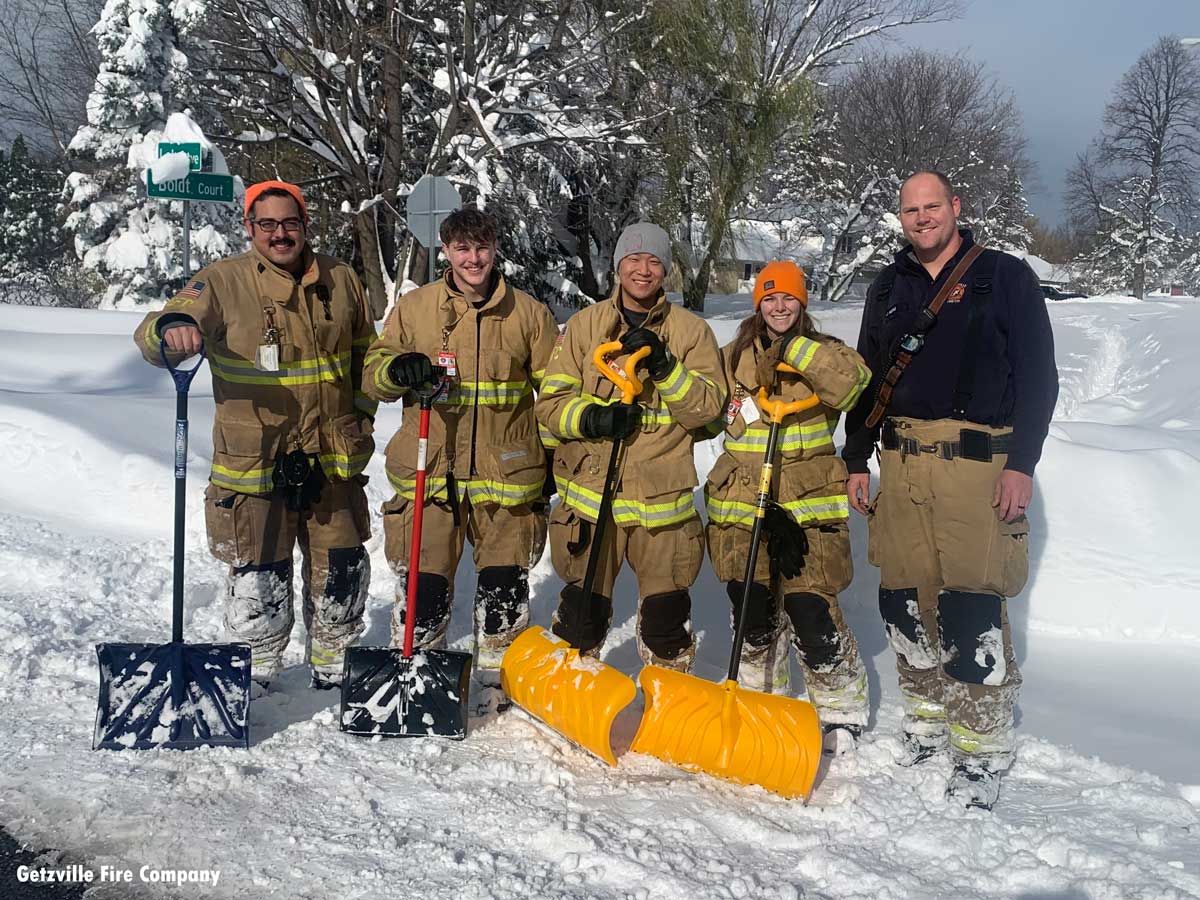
[94,343,252,751]
[630,378,824,799]
[340,372,473,738]
[499,341,650,766]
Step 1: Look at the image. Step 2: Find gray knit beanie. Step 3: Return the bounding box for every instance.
[614,222,672,276]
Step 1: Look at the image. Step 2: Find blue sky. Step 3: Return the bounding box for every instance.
[900,0,1200,225]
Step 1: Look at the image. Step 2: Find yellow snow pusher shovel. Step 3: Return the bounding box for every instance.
[630,373,824,800]
[500,341,650,765]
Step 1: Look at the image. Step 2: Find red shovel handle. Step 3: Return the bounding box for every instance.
[401,373,446,658]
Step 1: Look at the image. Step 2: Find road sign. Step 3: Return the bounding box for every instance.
[158,142,203,172]
[406,175,461,283]
[146,171,235,203]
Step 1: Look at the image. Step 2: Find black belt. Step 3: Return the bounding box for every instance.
[882,420,1011,462]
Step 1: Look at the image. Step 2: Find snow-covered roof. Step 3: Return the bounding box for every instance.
[725,218,822,266]
[1006,250,1074,285]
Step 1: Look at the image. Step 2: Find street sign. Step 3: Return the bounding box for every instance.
[406,174,461,283]
[146,171,235,203]
[157,142,203,171]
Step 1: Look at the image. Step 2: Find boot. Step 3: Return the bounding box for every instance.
[822,723,861,757]
[897,726,949,767]
[945,753,1006,811]
[737,627,791,694]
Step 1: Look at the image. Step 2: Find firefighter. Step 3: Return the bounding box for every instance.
[535,222,726,671]
[842,171,1059,809]
[362,208,558,689]
[134,180,378,691]
[704,260,871,752]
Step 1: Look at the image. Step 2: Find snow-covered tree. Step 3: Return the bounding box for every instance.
[1065,37,1200,299]
[203,0,646,312]
[64,0,243,308]
[0,134,65,278]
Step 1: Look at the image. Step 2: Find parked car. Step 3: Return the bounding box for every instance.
[1042,285,1087,301]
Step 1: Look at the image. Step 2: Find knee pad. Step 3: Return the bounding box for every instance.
[227,560,293,637]
[938,590,1004,685]
[552,583,613,653]
[399,572,452,630]
[316,546,369,625]
[475,566,530,636]
[639,590,693,660]
[879,587,922,643]
[726,581,779,647]
[783,591,839,671]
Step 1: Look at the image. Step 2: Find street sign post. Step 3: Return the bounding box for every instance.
[406,174,462,284]
[149,143,235,276]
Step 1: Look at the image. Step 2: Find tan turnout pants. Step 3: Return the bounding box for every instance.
[870,417,1029,763]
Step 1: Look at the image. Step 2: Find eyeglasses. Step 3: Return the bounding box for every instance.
[249,217,305,233]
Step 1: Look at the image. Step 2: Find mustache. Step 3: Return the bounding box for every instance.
[269,238,295,248]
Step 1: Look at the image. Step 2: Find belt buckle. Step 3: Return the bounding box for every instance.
[900,437,920,459]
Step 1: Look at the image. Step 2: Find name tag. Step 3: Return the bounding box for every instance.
[740,396,760,425]
[256,344,280,372]
[723,396,742,425]
[436,350,457,378]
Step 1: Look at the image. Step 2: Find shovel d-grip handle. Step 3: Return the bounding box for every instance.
[756,362,821,423]
[593,341,651,404]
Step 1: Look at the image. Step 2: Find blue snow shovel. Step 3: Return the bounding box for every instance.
[93,342,251,751]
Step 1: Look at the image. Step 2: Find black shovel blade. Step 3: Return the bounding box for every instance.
[94,641,252,751]
[340,646,472,739]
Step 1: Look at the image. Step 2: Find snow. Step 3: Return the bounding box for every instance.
[1,297,1199,898]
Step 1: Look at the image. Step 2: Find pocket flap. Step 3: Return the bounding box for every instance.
[630,456,698,497]
[384,429,444,477]
[495,440,545,480]
[705,454,740,490]
[779,455,848,498]
[216,420,286,458]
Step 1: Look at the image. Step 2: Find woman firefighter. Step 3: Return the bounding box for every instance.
[704,260,872,750]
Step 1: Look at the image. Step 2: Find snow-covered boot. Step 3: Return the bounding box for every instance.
[897,726,949,767]
[737,626,791,694]
[822,723,861,756]
[945,753,1005,811]
[471,667,511,718]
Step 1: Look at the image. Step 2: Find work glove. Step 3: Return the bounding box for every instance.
[761,501,808,580]
[580,402,641,440]
[541,451,558,500]
[387,352,435,389]
[620,327,674,380]
[754,340,785,393]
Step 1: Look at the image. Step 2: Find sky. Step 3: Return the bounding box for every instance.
[901,0,1200,226]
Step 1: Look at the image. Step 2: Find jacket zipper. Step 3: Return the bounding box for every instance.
[469,310,481,476]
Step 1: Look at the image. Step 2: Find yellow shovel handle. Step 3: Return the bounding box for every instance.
[756,362,821,422]
[593,341,651,404]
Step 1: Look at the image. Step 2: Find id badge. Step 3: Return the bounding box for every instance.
[436,350,458,378]
[256,344,280,372]
[723,396,743,425]
[740,396,760,425]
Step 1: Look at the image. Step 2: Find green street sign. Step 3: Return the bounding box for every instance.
[158,142,203,171]
[147,171,235,204]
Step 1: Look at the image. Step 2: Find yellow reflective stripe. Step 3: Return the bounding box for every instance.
[538,422,561,449]
[143,318,162,349]
[209,351,349,386]
[904,694,946,720]
[354,391,378,417]
[210,463,274,493]
[949,723,1012,756]
[438,381,531,407]
[318,451,372,480]
[783,336,820,371]
[705,493,848,526]
[367,348,405,397]
[837,363,871,412]
[309,643,340,666]
[656,360,692,403]
[558,479,697,528]
[559,398,591,439]
[541,373,582,393]
[725,420,834,453]
[386,473,543,507]
[809,672,867,709]
[530,368,546,388]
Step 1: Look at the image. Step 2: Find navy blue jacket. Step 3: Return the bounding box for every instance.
[842,230,1059,476]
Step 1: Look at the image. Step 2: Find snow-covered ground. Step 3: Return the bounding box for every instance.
[0,295,1198,899]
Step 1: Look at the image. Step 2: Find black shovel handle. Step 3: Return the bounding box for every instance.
[159,341,205,643]
[726,415,782,682]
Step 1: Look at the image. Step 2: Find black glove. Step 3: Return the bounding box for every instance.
[388,352,434,389]
[581,403,641,440]
[620,327,674,380]
[541,451,557,500]
[761,501,808,579]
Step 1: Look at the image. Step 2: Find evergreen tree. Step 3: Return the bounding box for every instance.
[63,0,243,308]
[0,135,65,279]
